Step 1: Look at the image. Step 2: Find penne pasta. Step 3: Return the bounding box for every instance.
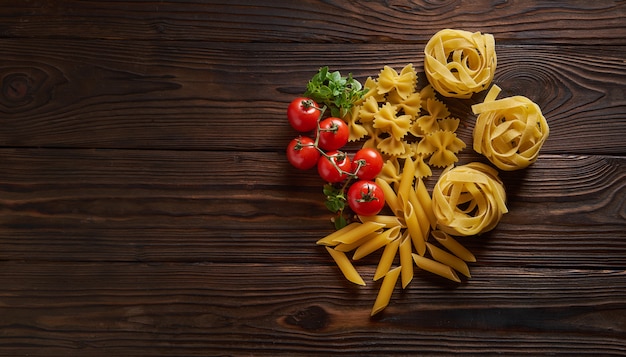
[408,185,431,240]
[371,266,401,316]
[415,178,437,229]
[334,231,379,252]
[402,198,426,256]
[397,158,416,201]
[358,214,405,228]
[412,253,461,283]
[426,242,471,278]
[399,232,414,288]
[316,222,362,246]
[374,236,400,281]
[325,247,366,286]
[376,177,402,215]
[431,230,476,262]
[329,221,386,245]
[353,226,400,260]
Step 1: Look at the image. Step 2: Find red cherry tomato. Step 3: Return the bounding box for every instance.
[317,151,351,183]
[317,117,349,151]
[287,97,321,132]
[286,136,320,170]
[347,180,385,216]
[352,148,384,180]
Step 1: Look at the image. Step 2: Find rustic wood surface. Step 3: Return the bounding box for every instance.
[1,1,625,356]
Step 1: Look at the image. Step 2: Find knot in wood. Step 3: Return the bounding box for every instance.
[284,305,329,331]
[2,73,32,103]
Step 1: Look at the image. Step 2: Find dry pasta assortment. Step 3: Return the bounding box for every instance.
[285,29,550,315]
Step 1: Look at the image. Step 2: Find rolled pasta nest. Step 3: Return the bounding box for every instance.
[432,162,508,236]
[472,85,550,171]
[424,29,497,98]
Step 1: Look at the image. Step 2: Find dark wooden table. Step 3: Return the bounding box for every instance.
[1,1,625,356]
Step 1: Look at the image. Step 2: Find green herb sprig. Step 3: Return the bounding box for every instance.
[304,66,366,118]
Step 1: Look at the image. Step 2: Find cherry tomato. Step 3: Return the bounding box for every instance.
[286,136,320,170]
[317,151,351,183]
[317,117,349,151]
[347,180,385,216]
[287,97,321,132]
[352,147,384,180]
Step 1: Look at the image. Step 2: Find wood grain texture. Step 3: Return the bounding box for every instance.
[0,262,624,356]
[0,1,625,355]
[1,40,625,153]
[0,149,624,268]
[1,0,625,44]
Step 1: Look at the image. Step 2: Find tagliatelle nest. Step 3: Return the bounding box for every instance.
[432,162,508,236]
[424,29,497,98]
[471,85,550,171]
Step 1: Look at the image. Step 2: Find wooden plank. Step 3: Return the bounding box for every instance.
[0,261,624,355]
[1,40,625,153]
[0,149,624,267]
[1,1,625,44]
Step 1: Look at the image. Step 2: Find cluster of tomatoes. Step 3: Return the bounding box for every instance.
[285,97,386,217]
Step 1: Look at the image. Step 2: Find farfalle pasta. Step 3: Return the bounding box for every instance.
[424,29,496,98]
[344,63,465,179]
[377,64,418,100]
[432,162,508,236]
[472,85,550,170]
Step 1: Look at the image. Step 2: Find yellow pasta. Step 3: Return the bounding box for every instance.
[328,221,386,245]
[397,157,416,201]
[416,129,466,168]
[316,222,362,246]
[375,177,402,215]
[353,226,401,260]
[377,64,418,100]
[424,29,497,98]
[472,85,550,170]
[325,247,366,286]
[426,242,471,278]
[374,236,401,281]
[358,214,405,228]
[432,162,507,236]
[402,198,426,256]
[334,231,379,252]
[399,233,414,288]
[408,185,431,240]
[431,230,476,262]
[313,49,547,314]
[373,103,412,139]
[371,266,401,316]
[415,178,437,229]
[412,253,461,283]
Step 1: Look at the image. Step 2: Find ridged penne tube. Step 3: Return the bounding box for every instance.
[376,177,402,215]
[426,242,471,278]
[358,214,405,228]
[371,266,401,316]
[316,222,362,246]
[397,158,416,201]
[325,247,366,286]
[353,226,400,260]
[402,198,426,256]
[412,253,461,283]
[415,178,437,229]
[334,231,378,252]
[408,186,431,240]
[374,237,401,281]
[399,233,414,288]
[431,230,476,262]
[329,221,386,245]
